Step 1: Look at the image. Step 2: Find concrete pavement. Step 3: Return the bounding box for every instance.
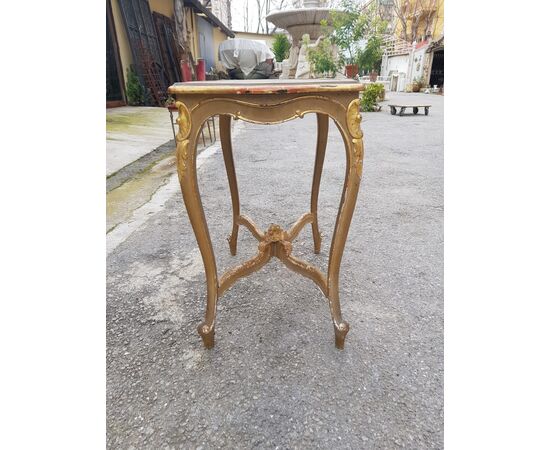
[107,106,176,177]
[107,92,444,449]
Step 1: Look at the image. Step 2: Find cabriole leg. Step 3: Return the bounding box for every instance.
[327,99,364,349]
[175,103,219,349]
[311,113,328,254]
[220,114,240,256]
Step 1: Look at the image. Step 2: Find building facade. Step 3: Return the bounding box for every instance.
[106,0,234,107]
[376,0,444,91]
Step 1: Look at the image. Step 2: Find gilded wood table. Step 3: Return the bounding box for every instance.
[167,79,365,350]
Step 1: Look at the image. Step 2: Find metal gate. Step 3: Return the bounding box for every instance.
[118,0,169,104]
[153,12,181,86]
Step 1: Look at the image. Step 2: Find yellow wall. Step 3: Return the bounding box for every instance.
[433,0,444,40]
[110,0,134,87]
[149,0,174,17]
[187,8,199,62]
[213,27,228,67]
[394,0,444,42]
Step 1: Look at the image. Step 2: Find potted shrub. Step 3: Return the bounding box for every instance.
[412,77,424,92]
[125,67,145,106]
[271,33,291,63]
[330,0,368,78]
[360,83,385,112]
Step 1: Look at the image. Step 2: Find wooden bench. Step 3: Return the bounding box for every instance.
[389,104,431,116]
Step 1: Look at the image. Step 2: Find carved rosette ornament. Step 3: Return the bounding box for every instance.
[175,101,191,179]
[346,99,364,178]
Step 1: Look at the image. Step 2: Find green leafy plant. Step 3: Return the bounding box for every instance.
[356,35,383,75]
[307,38,341,77]
[360,83,385,112]
[329,0,387,69]
[330,0,368,66]
[125,67,144,105]
[271,33,291,62]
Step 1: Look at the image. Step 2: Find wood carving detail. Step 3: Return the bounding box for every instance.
[191,96,346,125]
[346,99,364,178]
[346,98,363,139]
[352,138,364,178]
[175,101,191,177]
[218,216,327,297]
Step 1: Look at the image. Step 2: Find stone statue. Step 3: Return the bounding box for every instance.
[281,44,300,79]
[295,34,323,79]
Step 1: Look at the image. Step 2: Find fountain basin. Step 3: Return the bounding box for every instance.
[266,7,335,42]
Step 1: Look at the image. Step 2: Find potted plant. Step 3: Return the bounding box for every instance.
[360,83,385,112]
[412,77,425,92]
[330,0,386,79]
[330,0,368,78]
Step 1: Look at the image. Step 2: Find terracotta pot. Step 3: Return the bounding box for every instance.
[345,64,359,79]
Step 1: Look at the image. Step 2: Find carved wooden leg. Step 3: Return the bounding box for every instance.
[413,107,419,115]
[399,107,406,116]
[175,103,219,349]
[327,100,364,349]
[311,113,328,254]
[390,106,396,115]
[425,107,429,116]
[220,115,240,256]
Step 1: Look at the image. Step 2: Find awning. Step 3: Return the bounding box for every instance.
[183,0,235,37]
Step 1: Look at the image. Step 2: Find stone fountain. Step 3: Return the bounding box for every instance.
[267,0,339,79]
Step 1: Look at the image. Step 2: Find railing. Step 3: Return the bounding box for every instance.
[382,36,414,56]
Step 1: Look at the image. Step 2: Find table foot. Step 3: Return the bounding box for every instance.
[198,323,215,349]
[334,321,350,350]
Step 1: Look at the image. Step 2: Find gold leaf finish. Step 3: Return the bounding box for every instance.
[175,101,191,140]
[217,216,327,299]
[346,98,363,139]
[175,102,191,177]
[352,138,364,178]
[346,99,364,178]
[172,86,365,350]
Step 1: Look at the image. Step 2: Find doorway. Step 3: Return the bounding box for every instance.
[429,49,444,87]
